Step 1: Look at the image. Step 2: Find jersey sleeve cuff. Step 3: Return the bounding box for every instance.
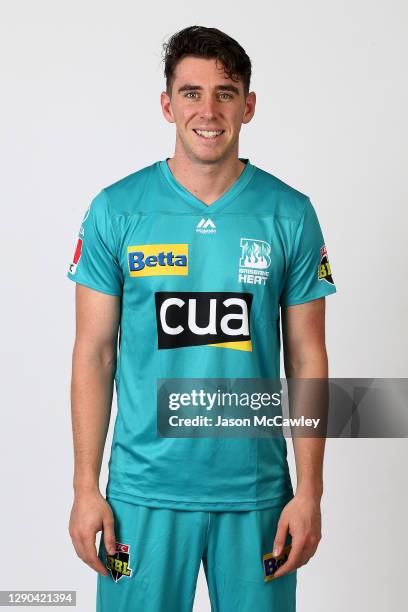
[280,285,337,308]
[66,272,122,297]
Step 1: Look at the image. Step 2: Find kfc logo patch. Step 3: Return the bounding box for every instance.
[69,238,83,275]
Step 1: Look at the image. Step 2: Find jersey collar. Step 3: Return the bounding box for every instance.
[158,157,257,214]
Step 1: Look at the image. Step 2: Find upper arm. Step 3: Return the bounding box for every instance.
[67,189,123,358]
[74,284,121,360]
[281,297,327,375]
[278,196,336,376]
[279,197,336,308]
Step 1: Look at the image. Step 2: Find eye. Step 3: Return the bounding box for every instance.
[184,92,199,99]
[219,93,233,100]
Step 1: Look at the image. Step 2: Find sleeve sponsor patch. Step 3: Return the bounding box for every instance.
[317,244,334,284]
[262,544,292,581]
[69,237,83,275]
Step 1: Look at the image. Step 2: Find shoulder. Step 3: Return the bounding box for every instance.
[101,161,159,214]
[252,163,310,221]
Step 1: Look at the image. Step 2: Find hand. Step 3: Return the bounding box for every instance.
[272,493,322,579]
[68,490,117,576]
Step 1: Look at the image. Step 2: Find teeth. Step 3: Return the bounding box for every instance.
[195,130,223,138]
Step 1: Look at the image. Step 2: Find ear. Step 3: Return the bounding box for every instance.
[242,91,256,125]
[160,91,175,124]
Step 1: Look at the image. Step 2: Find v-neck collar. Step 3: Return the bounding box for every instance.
[158,156,257,214]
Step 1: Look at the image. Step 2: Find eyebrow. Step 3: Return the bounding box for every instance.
[177,84,240,95]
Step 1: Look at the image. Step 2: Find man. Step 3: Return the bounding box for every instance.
[67,25,336,612]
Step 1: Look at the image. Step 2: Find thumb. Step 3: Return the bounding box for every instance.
[273,519,288,557]
[103,513,117,556]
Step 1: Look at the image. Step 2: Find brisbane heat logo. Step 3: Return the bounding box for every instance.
[155,292,253,352]
[238,238,271,286]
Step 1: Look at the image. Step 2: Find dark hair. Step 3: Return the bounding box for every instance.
[162,25,252,97]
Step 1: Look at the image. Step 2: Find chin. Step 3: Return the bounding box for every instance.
[195,153,225,164]
[191,145,228,163]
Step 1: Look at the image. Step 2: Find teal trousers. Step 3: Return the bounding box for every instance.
[97,497,296,611]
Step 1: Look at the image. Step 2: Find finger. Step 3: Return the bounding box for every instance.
[273,535,305,578]
[298,534,321,567]
[70,530,88,563]
[272,519,289,558]
[78,534,108,576]
[103,514,117,556]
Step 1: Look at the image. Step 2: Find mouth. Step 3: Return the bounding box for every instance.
[193,129,225,141]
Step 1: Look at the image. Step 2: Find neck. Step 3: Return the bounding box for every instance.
[166,148,246,206]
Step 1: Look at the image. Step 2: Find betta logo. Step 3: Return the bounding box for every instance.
[155,292,253,351]
[106,542,133,583]
[262,544,291,582]
[128,244,188,277]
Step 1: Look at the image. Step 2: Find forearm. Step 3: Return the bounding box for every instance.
[70,342,116,495]
[292,437,324,500]
[285,349,328,500]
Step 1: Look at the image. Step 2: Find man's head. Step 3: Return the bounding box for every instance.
[160,26,256,164]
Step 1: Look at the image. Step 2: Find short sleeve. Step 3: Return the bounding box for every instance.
[280,197,337,307]
[66,189,123,296]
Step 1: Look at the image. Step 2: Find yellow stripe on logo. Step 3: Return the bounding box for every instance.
[208,340,252,352]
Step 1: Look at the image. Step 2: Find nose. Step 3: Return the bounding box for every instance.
[199,95,217,119]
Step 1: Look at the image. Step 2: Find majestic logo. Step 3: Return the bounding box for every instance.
[317,244,334,285]
[196,218,216,234]
[262,544,291,582]
[69,238,83,275]
[128,244,188,277]
[106,542,133,583]
[238,238,271,286]
[155,292,253,351]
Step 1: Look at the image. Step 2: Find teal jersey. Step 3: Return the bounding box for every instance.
[67,158,337,511]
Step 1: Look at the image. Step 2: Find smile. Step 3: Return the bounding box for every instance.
[193,129,225,140]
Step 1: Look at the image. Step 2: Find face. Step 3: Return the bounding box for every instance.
[161,56,256,164]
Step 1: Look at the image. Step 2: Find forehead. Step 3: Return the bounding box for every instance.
[173,56,242,89]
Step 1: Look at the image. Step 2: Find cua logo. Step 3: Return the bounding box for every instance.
[155,292,253,351]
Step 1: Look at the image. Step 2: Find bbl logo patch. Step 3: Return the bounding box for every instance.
[317,244,334,285]
[68,204,91,275]
[155,291,253,351]
[106,542,133,583]
[238,238,271,286]
[128,244,188,277]
[69,237,83,275]
[262,544,291,582]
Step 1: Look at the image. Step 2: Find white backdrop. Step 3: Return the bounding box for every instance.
[1,1,407,610]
